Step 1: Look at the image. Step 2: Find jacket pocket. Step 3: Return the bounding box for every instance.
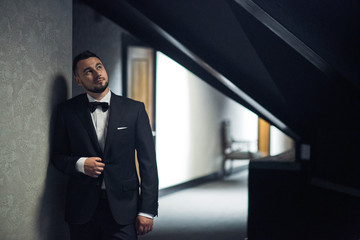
[122,178,139,192]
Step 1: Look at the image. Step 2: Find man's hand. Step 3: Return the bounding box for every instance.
[84,157,105,178]
[136,216,154,235]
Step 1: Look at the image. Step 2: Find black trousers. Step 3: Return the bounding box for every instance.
[69,191,137,240]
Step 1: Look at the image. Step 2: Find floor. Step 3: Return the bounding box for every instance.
[140,169,249,240]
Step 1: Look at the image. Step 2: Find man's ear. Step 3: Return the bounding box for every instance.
[74,76,82,86]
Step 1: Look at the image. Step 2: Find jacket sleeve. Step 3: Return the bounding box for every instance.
[52,104,81,176]
[135,103,159,216]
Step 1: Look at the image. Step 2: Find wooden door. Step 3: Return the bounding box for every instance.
[258,118,270,156]
[126,46,155,179]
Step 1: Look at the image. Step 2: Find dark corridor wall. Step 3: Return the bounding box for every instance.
[72,0,126,97]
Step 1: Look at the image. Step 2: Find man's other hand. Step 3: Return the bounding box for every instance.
[84,157,105,178]
[136,216,154,235]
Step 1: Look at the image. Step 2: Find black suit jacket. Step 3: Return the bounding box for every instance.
[53,92,158,225]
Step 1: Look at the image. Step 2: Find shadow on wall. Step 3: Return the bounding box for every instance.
[37,75,70,240]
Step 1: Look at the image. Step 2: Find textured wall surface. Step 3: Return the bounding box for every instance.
[73,0,124,97]
[0,0,72,239]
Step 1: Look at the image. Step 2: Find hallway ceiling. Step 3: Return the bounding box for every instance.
[86,0,360,142]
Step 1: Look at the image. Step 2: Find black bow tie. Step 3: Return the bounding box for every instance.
[88,102,109,113]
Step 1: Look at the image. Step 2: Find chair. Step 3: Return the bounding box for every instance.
[221,120,262,176]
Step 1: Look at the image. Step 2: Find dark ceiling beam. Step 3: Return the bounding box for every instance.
[143,9,294,138]
[233,0,338,80]
[83,0,299,140]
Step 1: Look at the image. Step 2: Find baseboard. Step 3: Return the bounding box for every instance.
[159,164,248,197]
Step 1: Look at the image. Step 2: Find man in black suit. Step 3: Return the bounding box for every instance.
[53,50,158,240]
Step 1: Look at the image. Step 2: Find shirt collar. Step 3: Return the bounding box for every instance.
[87,90,111,105]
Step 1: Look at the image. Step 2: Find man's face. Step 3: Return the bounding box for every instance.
[74,57,109,94]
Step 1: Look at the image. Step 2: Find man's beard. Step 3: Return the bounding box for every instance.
[85,81,109,93]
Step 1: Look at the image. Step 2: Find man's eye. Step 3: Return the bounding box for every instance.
[85,70,91,75]
[97,66,102,70]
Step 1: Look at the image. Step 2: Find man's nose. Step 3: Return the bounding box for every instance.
[94,69,102,77]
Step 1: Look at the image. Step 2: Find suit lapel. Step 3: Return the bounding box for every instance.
[75,94,103,156]
[103,93,126,159]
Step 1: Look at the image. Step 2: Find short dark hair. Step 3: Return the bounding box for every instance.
[72,50,101,76]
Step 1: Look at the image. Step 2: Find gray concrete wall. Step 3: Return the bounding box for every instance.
[0,0,72,239]
[73,1,124,97]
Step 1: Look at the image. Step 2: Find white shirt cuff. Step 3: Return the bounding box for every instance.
[138,212,154,219]
[75,157,87,173]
